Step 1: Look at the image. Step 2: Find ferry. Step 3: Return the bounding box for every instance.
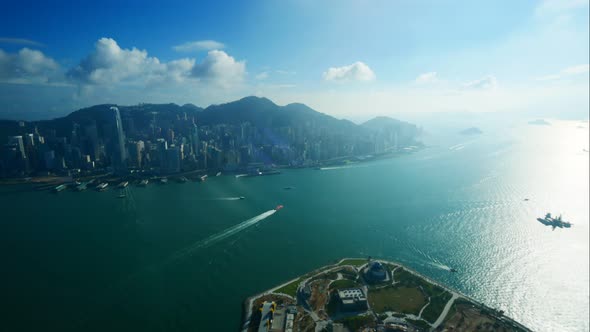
[117,181,129,188]
[138,179,149,186]
[96,183,109,191]
[275,205,284,211]
[54,184,67,192]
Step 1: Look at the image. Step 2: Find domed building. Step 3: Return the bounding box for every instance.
[364,261,388,283]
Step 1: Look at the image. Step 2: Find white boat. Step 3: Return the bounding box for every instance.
[96,183,109,191]
[117,181,129,188]
[54,184,67,192]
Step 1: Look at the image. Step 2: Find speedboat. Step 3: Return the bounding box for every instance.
[239,196,245,200]
[450,268,457,273]
[275,205,284,211]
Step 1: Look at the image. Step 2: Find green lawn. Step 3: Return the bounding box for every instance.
[368,286,427,314]
[329,279,360,290]
[421,291,453,323]
[273,278,301,297]
[338,258,369,267]
[394,268,444,297]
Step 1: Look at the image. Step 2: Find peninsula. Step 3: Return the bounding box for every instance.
[242,258,531,332]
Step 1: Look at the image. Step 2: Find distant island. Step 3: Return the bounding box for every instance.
[0,96,423,185]
[528,119,551,126]
[242,258,531,332]
[459,127,483,135]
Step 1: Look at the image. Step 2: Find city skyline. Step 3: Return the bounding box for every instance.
[0,96,422,178]
[1,0,588,121]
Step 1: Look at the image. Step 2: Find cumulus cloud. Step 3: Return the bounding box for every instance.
[0,38,44,47]
[537,64,589,81]
[463,75,498,90]
[67,38,170,85]
[415,72,438,84]
[0,48,60,84]
[173,40,225,52]
[322,61,375,82]
[66,38,246,90]
[191,50,245,86]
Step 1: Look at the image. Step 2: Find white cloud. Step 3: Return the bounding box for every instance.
[0,38,44,47]
[537,64,589,80]
[0,48,60,84]
[562,64,589,74]
[322,61,375,82]
[255,71,269,80]
[66,38,246,90]
[463,75,498,90]
[191,50,246,87]
[67,38,171,85]
[415,72,438,84]
[173,40,225,52]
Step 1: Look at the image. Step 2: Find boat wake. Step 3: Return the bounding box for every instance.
[207,197,244,201]
[449,140,476,151]
[319,166,353,171]
[428,262,452,271]
[168,209,276,262]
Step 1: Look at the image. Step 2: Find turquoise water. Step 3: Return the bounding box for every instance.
[1,121,588,331]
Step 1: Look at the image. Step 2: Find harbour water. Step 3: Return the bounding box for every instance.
[0,120,588,331]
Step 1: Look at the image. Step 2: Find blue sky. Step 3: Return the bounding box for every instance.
[0,0,588,121]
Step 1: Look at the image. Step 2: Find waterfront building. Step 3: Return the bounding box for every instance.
[337,288,368,311]
[364,261,388,283]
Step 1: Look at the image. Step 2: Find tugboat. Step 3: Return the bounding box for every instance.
[537,213,572,230]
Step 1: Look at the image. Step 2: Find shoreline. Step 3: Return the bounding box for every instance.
[241,257,531,332]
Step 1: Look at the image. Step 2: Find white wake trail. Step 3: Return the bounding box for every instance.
[168,210,277,262]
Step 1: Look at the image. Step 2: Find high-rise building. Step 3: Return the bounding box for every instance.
[165,145,181,173]
[9,136,26,160]
[132,140,145,168]
[110,106,127,173]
